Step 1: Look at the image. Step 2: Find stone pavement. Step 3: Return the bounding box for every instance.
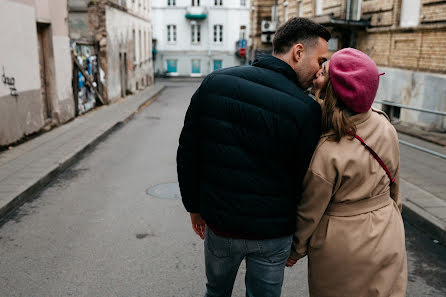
[396,128,446,243]
[0,83,165,221]
[0,82,445,244]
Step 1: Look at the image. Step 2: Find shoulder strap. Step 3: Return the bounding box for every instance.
[345,130,395,185]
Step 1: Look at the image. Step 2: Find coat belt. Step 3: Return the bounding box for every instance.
[325,191,392,217]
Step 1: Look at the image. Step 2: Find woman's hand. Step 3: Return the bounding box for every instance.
[286,257,298,267]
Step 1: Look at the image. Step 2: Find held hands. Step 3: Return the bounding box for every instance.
[286,257,298,267]
[190,213,206,240]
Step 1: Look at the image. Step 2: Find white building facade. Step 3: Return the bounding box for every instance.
[106,0,154,99]
[151,0,250,76]
[1,0,74,146]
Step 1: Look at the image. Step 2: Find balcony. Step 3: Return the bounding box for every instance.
[185,6,207,20]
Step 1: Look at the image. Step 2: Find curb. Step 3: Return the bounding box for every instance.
[403,202,446,244]
[0,85,166,223]
[400,179,446,245]
[394,126,446,147]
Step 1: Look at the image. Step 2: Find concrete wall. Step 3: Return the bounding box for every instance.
[152,0,250,76]
[0,0,43,146]
[0,0,74,146]
[375,67,446,131]
[105,5,154,100]
[48,0,75,123]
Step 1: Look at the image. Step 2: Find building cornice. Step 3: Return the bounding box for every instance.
[151,5,250,11]
[106,1,151,23]
[367,23,446,33]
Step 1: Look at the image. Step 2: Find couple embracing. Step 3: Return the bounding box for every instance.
[177,17,407,297]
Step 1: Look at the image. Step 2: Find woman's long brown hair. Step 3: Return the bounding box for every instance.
[317,78,357,142]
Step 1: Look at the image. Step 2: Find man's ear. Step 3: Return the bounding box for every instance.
[292,44,304,63]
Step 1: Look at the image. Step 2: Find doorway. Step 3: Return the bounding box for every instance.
[37,23,52,120]
[120,52,128,97]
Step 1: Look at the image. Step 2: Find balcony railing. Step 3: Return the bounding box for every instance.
[185,6,207,20]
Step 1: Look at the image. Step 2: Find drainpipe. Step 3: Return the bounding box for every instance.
[346,0,351,20]
[273,0,278,23]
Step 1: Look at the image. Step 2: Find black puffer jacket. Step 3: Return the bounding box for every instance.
[177,55,321,238]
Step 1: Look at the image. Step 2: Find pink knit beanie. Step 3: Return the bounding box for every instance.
[329,48,382,113]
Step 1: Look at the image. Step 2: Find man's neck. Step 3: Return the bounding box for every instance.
[273,53,292,68]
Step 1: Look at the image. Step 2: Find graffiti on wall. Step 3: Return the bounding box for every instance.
[2,67,18,97]
[71,42,99,114]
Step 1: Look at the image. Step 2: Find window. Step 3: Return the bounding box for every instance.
[400,0,420,27]
[328,37,339,51]
[315,0,323,16]
[283,1,289,21]
[213,25,223,43]
[166,59,178,73]
[146,32,152,61]
[133,29,136,63]
[214,0,223,6]
[240,0,246,6]
[191,24,201,43]
[213,60,222,70]
[297,0,303,17]
[167,25,177,42]
[192,59,201,74]
[167,0,176,6]
[347,0,362,21]
[139,30,142,62]
[192,0,200,6]
[144,30,147,61]
[382,104,400,121]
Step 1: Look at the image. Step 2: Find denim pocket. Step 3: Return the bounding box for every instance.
[205,228,232,258]
[258,235,292,264]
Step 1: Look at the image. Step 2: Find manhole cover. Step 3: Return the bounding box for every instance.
[146,182,181,199]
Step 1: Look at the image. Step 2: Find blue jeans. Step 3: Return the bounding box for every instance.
[204,227,292,297]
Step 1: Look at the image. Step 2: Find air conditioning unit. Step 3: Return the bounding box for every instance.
[261,21,276,33]
[261,33,274,44]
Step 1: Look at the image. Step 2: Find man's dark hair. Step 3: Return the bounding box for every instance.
[273,17,331,54]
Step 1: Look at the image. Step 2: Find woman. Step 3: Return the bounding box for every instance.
[287,48,407,297]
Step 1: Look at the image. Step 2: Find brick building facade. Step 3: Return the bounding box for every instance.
[249,0,446,130]
[248,0,276,59]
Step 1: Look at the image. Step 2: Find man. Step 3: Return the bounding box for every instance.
[177,17,330,297]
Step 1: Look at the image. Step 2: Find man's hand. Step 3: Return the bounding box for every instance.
[286,257,298,267]
[190,213,206,240]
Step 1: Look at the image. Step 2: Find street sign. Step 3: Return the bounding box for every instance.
[238,48,246,57]
[238,39,247,48]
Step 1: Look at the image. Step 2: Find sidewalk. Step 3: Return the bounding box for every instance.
[401,179,446,243]
[393,123,446,242]
[0,86,445,244]
[0,83,165,221]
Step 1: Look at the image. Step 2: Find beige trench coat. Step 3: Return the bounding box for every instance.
[291,108,407,297]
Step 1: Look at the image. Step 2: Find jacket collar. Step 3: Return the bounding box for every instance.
[350,109,373,126]
[252,54,300,85]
